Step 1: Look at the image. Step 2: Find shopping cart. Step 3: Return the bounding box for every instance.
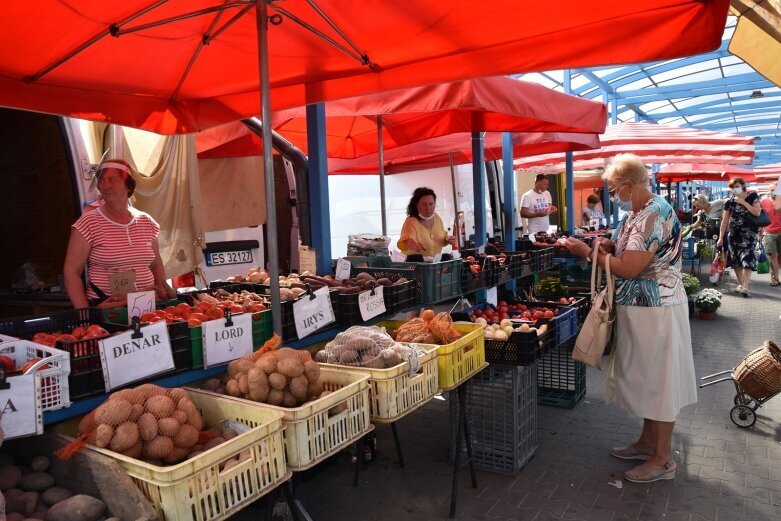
[699,341,781,428]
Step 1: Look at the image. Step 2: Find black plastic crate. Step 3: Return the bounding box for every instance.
[533,293,589,326]
[0,308,128,400]
[167,320,192,372]
[349,269,418,315]
[336,292,364,328]
[484,319,554,366]
[537,340,586,409]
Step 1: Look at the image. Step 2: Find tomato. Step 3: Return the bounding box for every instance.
[188,318,202,327]
[87,325,109,337]
[543,310,555,318]
[0,355,15,372]
[163,305,177,315]
[196,301,212,312]
[55,334,78,343]
[520,304,528,311]
[249,303,266,313]
[469,264,481,273]
[498,300,507,307]
[189,312,208,322]
[521,311,532,320]
[176,302,191,314]
[205,307,224,320]
[71,326,86,339]
[229,304,244,314]
[532,311,544,320]
[473,309,483,317]
[140,312,158,323]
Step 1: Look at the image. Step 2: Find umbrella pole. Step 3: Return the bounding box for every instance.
[377,115,387,236]
[257,2,282,336]
[449,152,461,249]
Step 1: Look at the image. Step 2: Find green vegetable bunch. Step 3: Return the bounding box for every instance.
[534,277,568,297]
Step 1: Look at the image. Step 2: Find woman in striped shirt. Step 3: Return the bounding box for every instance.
[63,160,175,308]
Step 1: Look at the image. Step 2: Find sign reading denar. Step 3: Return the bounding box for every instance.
[99,321,175,391]
[201,312,253,368]
[358,285,386,321]
[293,287,335,339]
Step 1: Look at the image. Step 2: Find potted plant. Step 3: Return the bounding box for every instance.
[695,239,713,260]
[682,273,701,317]
[694,288,722,319]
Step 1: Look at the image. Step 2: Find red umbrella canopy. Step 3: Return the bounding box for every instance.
[0,1,729,134]
[515,122,756,170]
[197,77,607,159]
[754,164,781,179]
[327,131,601,175]
[657,163,757,183]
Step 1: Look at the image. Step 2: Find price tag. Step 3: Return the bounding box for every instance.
[486,286,498,307]
[589,218,600,229]
[0,374,42,439]
[293,287,335,339]
[201,312,253,368]
[527,233,536,242]
[126,290,155,325]
[99,321,175,392]
[109,270,136,296]
[358,286,386,321]
[335,258,352,280]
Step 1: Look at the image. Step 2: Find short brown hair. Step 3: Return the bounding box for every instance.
[586,194,600,204]
[728,177,746,188]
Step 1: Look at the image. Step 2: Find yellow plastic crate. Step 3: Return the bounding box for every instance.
[192,366,372,470]
[319,343,439,423]
[379,321,486,391]
[58,390,289,521]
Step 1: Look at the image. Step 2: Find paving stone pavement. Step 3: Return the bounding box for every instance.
[236,271,781,521]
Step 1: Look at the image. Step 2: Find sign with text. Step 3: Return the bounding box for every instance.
[293,287,335,339]
[126,290,155,325]
[109,270,136,296]
[201,312,253,368]
[486,287,498,307]
[99,321,175,391]
[334,258,352,280]
[0,374,41,439]
[358,286,386,321]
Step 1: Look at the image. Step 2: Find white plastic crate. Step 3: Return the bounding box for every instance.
[320,343,439,423]
[0,339,71,411]
[450,363,538,474]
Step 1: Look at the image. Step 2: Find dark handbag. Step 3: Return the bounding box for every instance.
[747,209,771,228]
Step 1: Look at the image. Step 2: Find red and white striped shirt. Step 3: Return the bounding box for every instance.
[72,207,160,299]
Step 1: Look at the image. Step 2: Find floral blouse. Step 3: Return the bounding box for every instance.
[611,195,686,307]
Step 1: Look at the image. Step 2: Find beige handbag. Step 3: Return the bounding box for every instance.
[572,248,615,369]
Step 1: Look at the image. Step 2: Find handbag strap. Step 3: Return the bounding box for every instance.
[590,248,614,303]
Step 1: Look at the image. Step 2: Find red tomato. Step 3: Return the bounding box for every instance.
[520,305,528,311]
[189,312,208,322]
[543,310,555,318]
[55,334,78,343]
[0,355,15,372]
[532,311,544,320]
[249,303,266,313]
[188,318,202,327]
[196,301,212,312]
[140,312,157,323]
[87,325,109,337]
[176,302,191,314]
[164,306,178,315]
[71,326,86,339]
[205,308,224,320]
[498,300,507,307]
[521,311,532,320]
[229,304,244,314]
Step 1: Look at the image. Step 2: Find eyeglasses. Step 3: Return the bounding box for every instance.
[608,184,623,197]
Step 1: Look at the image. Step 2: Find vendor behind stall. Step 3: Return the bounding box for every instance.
[397,187,456,257]
[582,193,605,227]
[520,174,557,234]
[63,159,175,309]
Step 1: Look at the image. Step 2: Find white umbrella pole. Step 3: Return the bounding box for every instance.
[377,115,387,236]
[449,152,461,248]
[257,3,282,336]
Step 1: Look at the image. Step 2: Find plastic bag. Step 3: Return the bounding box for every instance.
[346,234,391,257]
[756,243,769,274]
[11,262,44,289]
[709,251,724,284]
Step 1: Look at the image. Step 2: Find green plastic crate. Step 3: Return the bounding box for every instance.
[102,299,181,325]
[189,309,272,368]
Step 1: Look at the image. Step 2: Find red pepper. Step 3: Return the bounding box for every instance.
[0,355,15,373]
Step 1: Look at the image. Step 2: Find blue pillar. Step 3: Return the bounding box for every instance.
[610,99,619,225]
[472,132,487,302]
[601,92,611,227]
[564,71,574,234]
[306,103,332,275]
[676,183,682,210]
[502,132,516,290]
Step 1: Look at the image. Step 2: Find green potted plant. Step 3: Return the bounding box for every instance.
[694,288,722,320]
[681,273,701,317]
[695,239,713,260]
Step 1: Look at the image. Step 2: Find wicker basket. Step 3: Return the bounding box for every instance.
[733,341,781,399]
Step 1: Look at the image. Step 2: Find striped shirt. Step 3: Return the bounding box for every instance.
[72,207,160,299]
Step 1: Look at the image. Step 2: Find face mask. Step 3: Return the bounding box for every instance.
[732,187,743,195]
[612,185,633,211]
[419,214,434,221]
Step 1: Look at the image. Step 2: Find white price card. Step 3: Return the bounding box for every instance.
[0,374,42,439]
[201,312,253,368]
[299,245,317,274]
[127,290,155,325]
[335,258,352,280]
[293,287,335,339]
[99,321,175,392]
[358,286,386,321]
[486,286,498,307]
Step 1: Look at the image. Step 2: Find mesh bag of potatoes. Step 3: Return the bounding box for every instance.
[314,325,419,369]
[59,384,205,466]
[392,310,462,344]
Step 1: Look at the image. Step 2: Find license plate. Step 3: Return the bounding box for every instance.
[207,250,253,266]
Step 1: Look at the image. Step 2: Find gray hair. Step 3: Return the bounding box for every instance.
[602,153,649,188]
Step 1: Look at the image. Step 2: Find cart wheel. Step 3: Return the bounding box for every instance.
[729,405,756,428]
[733,393,756,408]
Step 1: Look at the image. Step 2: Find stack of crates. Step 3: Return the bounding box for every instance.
[449,363,538,474]
[537,339,586,409]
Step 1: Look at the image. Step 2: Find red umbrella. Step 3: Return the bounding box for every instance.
[754,164,781,180]
[0,2,728,134]
[196,76,607,159]
[657,163,757,183]
[515,122,756,170]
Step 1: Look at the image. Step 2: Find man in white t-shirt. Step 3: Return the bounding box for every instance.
[520,174,557,233]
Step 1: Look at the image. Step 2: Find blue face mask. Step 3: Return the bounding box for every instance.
[612,185,633,211]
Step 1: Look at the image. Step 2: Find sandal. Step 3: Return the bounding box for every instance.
[741,288,749,298]
[771,279,779,287]
[610,445,652,461]
[625,459,677,483]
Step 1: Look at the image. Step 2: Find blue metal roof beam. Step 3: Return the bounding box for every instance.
[698,117,780,130]
[617,80,773,105]
[649,98,781,119]
[671,106,781,126]
[577,70,656,122]
[616,73,772,100]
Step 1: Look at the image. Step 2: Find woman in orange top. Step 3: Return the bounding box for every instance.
[397,187,456,257]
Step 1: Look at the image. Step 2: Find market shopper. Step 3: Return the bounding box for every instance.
[397,187,456,257]
[581,193,605,227]
[64,159,176,309]
[690,194,726,233]
[759,183,781,286]
[717,177,762,297]
[564,153,697,484]
[520,173,557,234]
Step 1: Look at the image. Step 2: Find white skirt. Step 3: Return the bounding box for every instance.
[610,302,698,422]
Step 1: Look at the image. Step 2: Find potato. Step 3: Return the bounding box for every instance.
[183,403,204,431]
[94,399,132,425]
[95,424,114,448]
[307,381,324,399]
[142,436,174,460]
[162,446,191,465]
[227,359,241,380]
[203,436,226,451]
[137,412,158,441]
[201,378,220,391]
[277,358,304,378]
[0,465,22,490]
[257,352,278,374]
[42,487,72,507]
[222,428,238,440]
[247,368,267,389]
[238,373,249,395]
[221,458,241,472]
[20,490,39,516]
[289,375,308,403]
[18,472,54,492]
[338,349,358,364]
[109,422,140,452]
[145,395,175,419]
[128,403,144,422]
[172,410,188,425]
[108,388,145,405]
[266,389,284,406]
[361,354,384,369]
[135,383,168,399]
[5,512,24,521]
[381,349,403,367]
[77,411,96,436]
[281,391,298,407]
[226,379,242,397]
[302,360,320,383]
[121,439,144,459]
[157,417,180,437]
[314,350,328,363]
[46,495,106,521]
[173,424,200,448]
[268,372,287,391]
[168,387,189,403]
[248,383,269,402]
[4,488,24,513]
